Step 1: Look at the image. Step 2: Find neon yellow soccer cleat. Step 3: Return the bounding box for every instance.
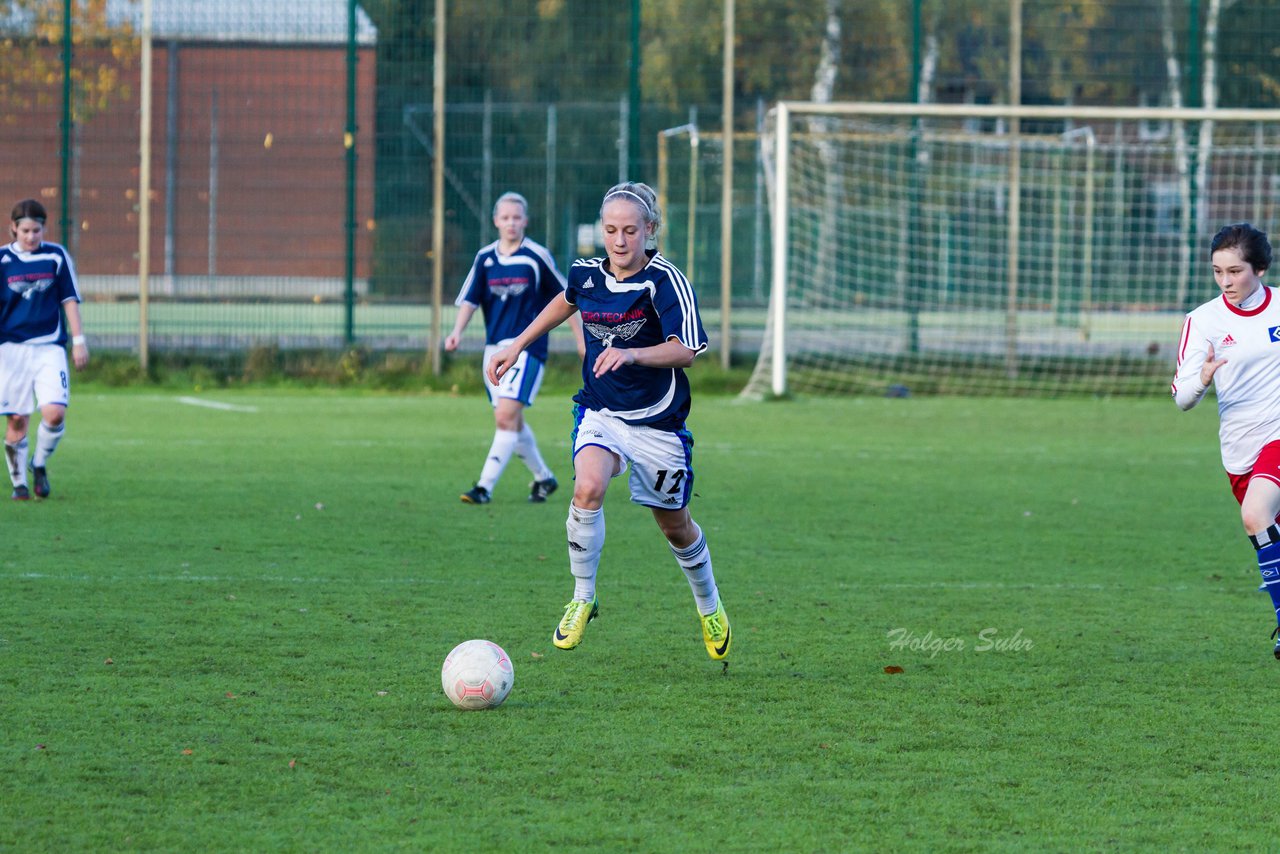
[553,596,599,650]
[700,597,731,660]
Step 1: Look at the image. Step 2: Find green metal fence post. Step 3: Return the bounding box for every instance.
[344,0,358,345]
[60,0,72,243]
[628,0,641,178]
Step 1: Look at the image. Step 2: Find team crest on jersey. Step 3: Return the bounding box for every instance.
[585,317,646,348]
[7,275,54,300]
[489,281,529,302]
[1269,327,1280,343]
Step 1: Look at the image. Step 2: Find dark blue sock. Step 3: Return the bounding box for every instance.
[1257,539,1280,627]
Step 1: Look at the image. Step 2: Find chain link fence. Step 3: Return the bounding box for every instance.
[2,0,1278,365]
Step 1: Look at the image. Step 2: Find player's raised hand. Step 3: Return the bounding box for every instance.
[592,345,635,377]
[1201,343,1227,385]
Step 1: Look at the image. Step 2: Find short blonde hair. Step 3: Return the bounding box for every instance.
[493,191,529,218]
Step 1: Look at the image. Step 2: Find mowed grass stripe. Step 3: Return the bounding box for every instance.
[3,388,1275,851]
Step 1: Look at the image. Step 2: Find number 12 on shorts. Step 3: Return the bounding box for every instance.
[653,468,686,495]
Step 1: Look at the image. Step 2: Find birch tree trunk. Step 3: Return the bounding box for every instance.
[810,0,842,304]
[1160,0,1192,306]
[1194,0,1225,241]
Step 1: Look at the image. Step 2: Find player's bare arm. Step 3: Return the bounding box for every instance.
[568,312,587,361]
[445,302,478,352]
[593,337,696,378]
[488,293,577,384]
[63,298,89,370]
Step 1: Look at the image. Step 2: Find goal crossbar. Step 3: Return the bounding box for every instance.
[754,101,1280,398]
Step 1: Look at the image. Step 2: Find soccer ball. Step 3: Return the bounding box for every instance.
[441,639,514,710]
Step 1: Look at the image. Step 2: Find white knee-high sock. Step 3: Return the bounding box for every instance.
[566,503,605,602]
[4,438,28,487]
[515,422,553,482]
[671,523,719,615]
[477,428,519,491]
[33,421,64,467]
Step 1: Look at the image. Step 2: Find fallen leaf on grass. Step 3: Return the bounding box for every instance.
[289,759,296,769]
[225,692,236,699]
[530,652,543,660]
[883,665,904,674]
[182,749,193,755]
[104,658,114,666]
[34,744,46,751]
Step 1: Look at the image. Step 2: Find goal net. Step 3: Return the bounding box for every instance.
[743,102,1280,398]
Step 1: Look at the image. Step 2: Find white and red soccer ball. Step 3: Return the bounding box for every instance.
[441,639,514,710]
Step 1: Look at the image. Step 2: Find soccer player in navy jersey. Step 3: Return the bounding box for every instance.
[1174,222,1280,658]
[446,191,584,505]
[0,199,88,500]
[487,182,731,661]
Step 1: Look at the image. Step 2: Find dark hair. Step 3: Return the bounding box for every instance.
[1210,222,1272,273]
[10,199,47,224]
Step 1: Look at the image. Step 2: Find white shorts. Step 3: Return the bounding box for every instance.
[572,407,695,509]
[482,342,545,408]
[0,342,70,415]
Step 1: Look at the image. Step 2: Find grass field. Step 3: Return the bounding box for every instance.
[1,384,1276,850]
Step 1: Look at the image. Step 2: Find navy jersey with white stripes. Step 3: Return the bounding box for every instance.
[566,250,707,431]
[0,240,81,345]
[455,237,566,362]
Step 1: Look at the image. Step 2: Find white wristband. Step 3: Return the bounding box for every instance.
[72,335,86,346]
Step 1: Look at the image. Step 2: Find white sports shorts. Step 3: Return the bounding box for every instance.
[572,407,695,510]
[482,341,546,408]
[0,342,70,415]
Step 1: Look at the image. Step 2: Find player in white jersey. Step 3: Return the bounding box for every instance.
[1173,222,1280,658]
[445,191,584,505]
[0,199,89,500]
[487,182,731,662]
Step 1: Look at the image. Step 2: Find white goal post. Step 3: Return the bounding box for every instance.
[746,101,1280,398]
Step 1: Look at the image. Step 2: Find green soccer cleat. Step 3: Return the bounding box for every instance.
[700,597,731,660]
[553,596,599,650]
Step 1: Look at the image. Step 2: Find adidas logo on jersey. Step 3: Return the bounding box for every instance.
[1221,334,1238,348]
[581,276,594,288]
